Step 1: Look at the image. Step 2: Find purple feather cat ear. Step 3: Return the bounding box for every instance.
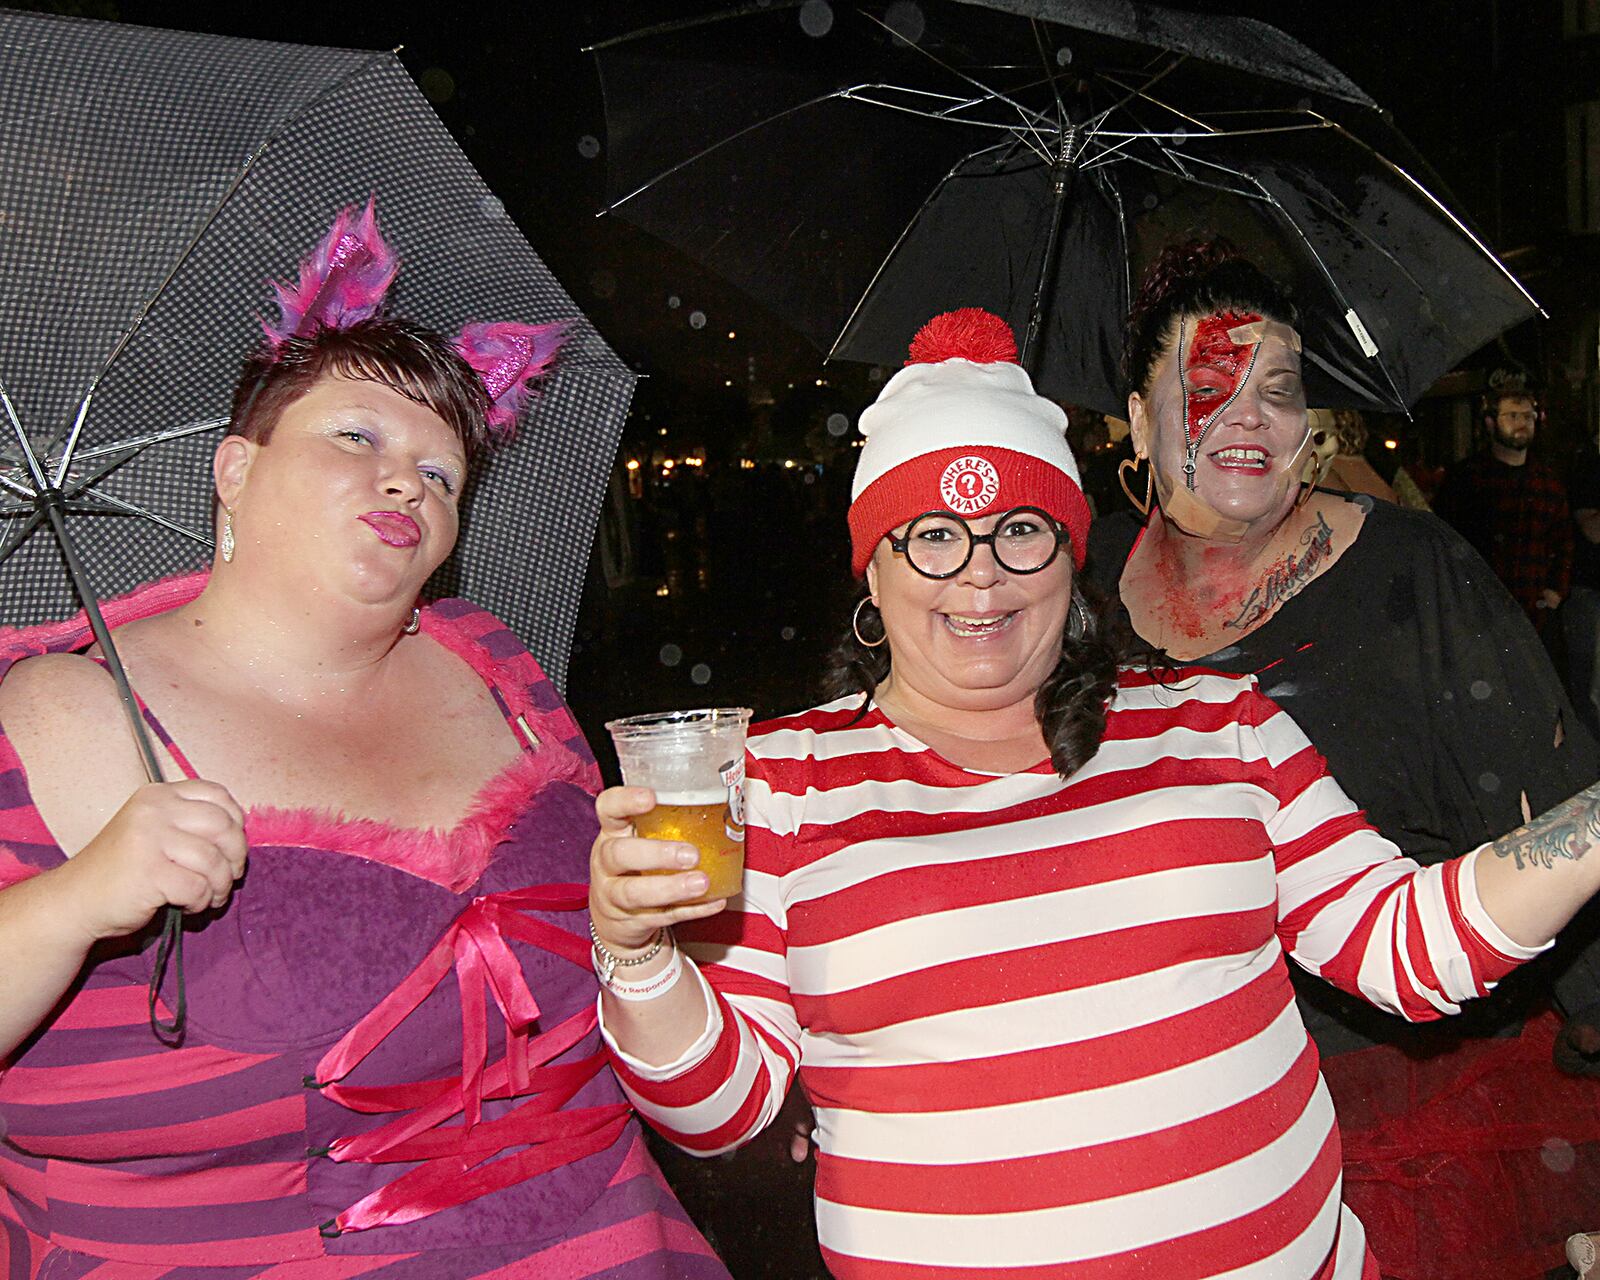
[262,198,398,349]
[453,320,570,441]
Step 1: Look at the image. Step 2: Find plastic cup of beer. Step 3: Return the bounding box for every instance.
[605,708,752,903]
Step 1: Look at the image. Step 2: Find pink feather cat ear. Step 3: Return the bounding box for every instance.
[262,198,398,349]
[453,320,570,440]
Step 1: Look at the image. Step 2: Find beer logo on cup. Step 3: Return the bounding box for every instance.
[939,455,1001,515]
[719,758,745,842]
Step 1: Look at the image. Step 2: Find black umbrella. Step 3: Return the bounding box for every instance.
[590,0,1539,415]
[0,11,635,1035]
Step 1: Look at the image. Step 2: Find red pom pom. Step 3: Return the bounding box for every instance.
[905,308,1019,367]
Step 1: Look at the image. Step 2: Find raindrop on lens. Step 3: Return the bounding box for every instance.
[826,412,849,437]
[1542,1137,1577,1173]
[577,135,601,159]
[1055,45,1073,66]
[478,194,505,219]
[885,1,925,44]
[1478,771,1501,793]
[1172,126,1187,146]
[659,643,683,668]
[1470,679,1492,701]
[419,67,456,104]
[689,310,708,330]
[799,0,834,37]
[690,663,712,685]
[781,626,796,641]
[1142,193,1159,210]
[590,269,617,300]
[667,295,682,310]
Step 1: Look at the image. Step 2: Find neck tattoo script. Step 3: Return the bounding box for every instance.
[1224,512,1334,631]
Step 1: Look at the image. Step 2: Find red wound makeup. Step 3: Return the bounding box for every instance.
[1179,310,1262,489]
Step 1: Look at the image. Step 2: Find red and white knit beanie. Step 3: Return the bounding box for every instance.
[847,308,1090,576]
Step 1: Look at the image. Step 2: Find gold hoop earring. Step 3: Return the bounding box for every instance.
[852,597,886,649]
[1117,456,1153,516]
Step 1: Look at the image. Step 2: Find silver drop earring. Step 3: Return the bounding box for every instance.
[219,507,235,563]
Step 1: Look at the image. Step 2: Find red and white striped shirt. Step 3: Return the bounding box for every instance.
[603,670,1542,1278]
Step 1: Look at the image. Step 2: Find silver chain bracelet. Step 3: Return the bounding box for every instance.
[589,919,668,984]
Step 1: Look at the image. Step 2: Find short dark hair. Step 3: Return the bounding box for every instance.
[228,318,493,461]
[1122,240,1299,398]
[1485,385,1538,417]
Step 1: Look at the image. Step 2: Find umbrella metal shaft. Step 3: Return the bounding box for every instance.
[1020,126,1082,374]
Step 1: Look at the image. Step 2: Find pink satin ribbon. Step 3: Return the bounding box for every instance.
[308,883,628,1235]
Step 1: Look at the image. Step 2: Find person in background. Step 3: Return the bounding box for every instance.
[1390,434,1441,511]
[1308,408,1398,504]
[1089,240,1600,1279]
[1434,382,1573,630]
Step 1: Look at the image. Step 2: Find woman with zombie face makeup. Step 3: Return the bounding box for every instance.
[589,307,1600,1279]
[1088,240,1600,1279]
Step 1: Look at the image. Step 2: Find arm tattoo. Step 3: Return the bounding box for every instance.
[1225,512,1335,631]
[1489,781,1600,871]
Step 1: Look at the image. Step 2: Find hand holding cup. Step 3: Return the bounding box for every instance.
[590,708,752,955]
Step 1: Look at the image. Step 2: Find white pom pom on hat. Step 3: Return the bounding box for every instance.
[847,308,1090,576]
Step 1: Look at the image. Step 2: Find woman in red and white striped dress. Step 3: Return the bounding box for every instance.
[587,309,1600,1279]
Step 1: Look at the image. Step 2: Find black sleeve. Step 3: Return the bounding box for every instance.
[1400,512,1600,1017]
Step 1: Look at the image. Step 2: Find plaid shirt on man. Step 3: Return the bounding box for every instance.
[1434,450,1573,625]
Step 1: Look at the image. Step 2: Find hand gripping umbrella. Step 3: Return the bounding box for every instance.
[0,11,635,1038]
[590,0,1539,414]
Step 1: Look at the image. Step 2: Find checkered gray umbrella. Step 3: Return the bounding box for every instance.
[0,10,633,694]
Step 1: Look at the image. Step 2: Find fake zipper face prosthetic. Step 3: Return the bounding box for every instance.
[1147,311,1310,540]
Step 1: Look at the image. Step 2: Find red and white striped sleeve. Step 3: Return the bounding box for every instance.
[1245,683,1549,1021]
[599,748,802,1157]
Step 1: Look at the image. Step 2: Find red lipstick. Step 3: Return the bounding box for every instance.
[359,511,421,548]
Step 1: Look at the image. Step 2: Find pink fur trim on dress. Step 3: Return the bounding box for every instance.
[0,571,594,892]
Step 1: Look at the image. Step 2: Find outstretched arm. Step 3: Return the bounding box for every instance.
[1476,780,1600,948]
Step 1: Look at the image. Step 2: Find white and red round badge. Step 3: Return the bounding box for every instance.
[939,455,1001,514]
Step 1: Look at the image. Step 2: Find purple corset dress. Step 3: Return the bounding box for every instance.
[0,574,728,1279]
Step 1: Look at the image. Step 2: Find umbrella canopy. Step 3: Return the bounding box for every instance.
[591,0,1538,416]
[0,10,632,691]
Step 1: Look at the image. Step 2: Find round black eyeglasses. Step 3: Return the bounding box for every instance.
[887,506,1070,580]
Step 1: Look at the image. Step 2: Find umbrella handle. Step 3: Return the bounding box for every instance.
[35,495,187,1044]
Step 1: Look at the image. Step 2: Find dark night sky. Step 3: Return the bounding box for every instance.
[98,0,1540,407]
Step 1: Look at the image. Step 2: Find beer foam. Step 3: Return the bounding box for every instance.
[650,789,728,806]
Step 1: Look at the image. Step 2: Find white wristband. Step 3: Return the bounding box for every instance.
[595,935,685,1002]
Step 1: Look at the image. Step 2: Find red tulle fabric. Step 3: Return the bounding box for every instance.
[309,883,629,1235]
[1327,1008,1600,1279]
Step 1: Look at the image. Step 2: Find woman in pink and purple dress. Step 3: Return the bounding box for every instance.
[0,207,727,1278]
